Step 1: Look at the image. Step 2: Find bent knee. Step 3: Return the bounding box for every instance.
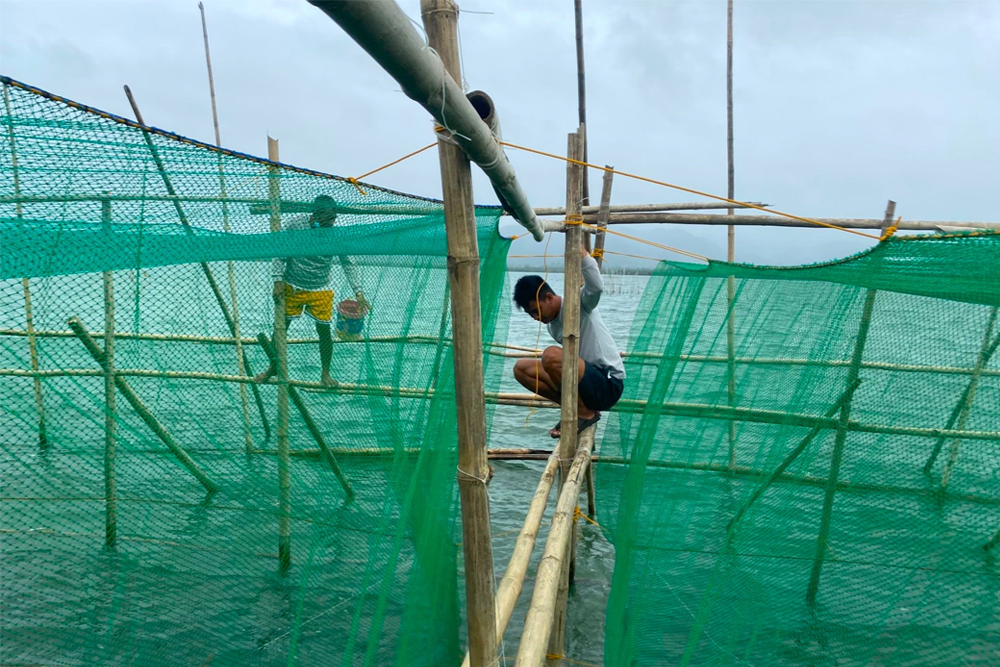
[540,346,562,370]
[513,358,534,377]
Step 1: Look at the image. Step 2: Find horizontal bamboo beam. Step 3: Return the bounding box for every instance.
[532,201,768,216]
[514,428,596,667]
[594,212,1000,230]
[4,328,995,379]
[4,366,999,443]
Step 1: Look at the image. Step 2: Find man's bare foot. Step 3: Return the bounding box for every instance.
[321,373,339,388]
[254,366,275,384]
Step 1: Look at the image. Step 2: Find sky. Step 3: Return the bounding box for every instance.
[1,0,997,266]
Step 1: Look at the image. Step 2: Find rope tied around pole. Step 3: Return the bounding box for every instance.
[501,139,883,241]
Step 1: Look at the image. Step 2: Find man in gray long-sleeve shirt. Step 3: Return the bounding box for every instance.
[255,195,367,387]
[512,248,625,438]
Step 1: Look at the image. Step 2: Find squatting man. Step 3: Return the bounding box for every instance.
[512,247,625,438]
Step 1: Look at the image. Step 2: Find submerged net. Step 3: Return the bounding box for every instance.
[1,77,511,666]
[598,232,1000,665]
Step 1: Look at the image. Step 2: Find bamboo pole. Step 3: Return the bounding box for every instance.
[726,380,860,535]
[725,0,737,470]
[420,3,498,665]
[806,200,894,605]
[592,169,614,270]
[515,428,596,667]
[198,1,253,454]
[2,366,998,443]
[267,136,292,573]
[923,319,1000,476]
[122,84,271,446]
[257,334,354,501]
[938,307,998,491]
[573,0,589,251]
[101,195,117,545]
[67,317,218,493]
[585,212,999,230]
[460,451,561,667]
[547,129,586,664]
[532,201,767,216]
[2,82,47,448]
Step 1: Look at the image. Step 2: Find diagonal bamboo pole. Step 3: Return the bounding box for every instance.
[921,309,998,474]
[67,317,218,494]
[122,84,271,446]
[806,200,894,605]
[198,1,253,455]
[461,451,561,667]
[938,307,998,491]
[257,333,354,501]
[2,82,47,448]
[726,379,861,535]
[514,428,596,667]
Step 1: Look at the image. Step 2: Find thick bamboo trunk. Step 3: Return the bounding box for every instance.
[420,2,498,665]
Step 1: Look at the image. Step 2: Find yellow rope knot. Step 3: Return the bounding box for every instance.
[590,247,605,259]
[574,506,605,530]
[347,177,367,197]
[545,653,603,667]
[880,216,902,241]
[564,215,584,226]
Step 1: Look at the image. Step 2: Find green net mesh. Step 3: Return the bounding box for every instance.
[597,232,1000,665]
[1,77,511,666]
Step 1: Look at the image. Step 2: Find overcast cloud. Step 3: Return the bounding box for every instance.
[1,0,997,265]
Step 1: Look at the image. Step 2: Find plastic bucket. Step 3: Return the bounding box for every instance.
[335,299,367,341]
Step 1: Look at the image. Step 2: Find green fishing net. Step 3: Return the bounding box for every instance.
[598,231,1000,665]
[1,76,511,666]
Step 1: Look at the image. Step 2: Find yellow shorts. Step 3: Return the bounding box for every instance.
[284,285,334,323]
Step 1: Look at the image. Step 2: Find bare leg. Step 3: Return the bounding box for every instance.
[254,317,291,383]
[317,321,336,387]
[540,346,595,420]
[513,357,561,403]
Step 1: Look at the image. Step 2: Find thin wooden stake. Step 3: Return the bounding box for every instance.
[268,137,292,573]
[806,200,894,605]
[2,82,47,448]
[198,1,254,454]
[592,168,614,270]
[574,0,590,252]
[421,2,498,664]
[122,84,271,446]
[101,195,117,545]
[725,0,738,469]
[67,317,218,494]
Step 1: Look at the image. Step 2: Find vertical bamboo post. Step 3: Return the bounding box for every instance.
[101,194,117,546]
[199,1,253,454]
[547,129,585,666]
[420,2,498,665]
[268,137,291,573]
[725,0,738,469]
[3,82,47,448]
[939,307,997,491]
[806,200,894,605]
[586,167,613,518]
[573,0,590,252]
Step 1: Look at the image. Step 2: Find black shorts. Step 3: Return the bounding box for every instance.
[578,362,624,412]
